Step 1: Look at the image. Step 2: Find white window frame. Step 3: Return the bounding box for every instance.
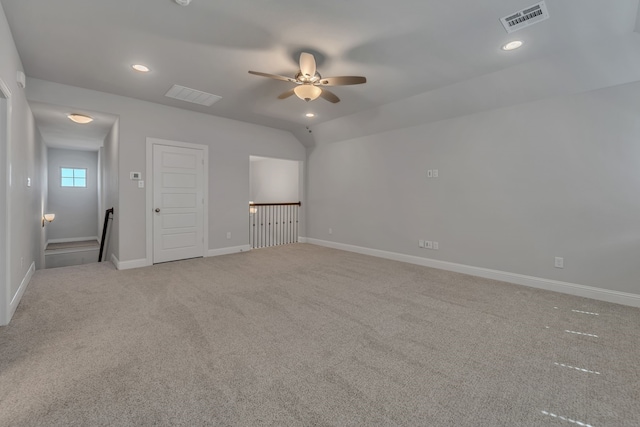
[60,167,87,188]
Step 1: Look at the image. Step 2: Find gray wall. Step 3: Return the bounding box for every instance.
[0,2,46,325]
[47,148,99,241]
[100,121,119,261]
[250,157,299,203]
[307,81,640,296]
[26,79,305,262]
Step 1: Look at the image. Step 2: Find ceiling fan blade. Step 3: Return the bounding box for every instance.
[299,52,316,79]
[277,88,296,99]
[317,76,367,86]
[319,88,340,103]
[248,70,296,83]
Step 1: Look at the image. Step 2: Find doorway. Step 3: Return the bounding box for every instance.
[44,148,100,268]
[249,156,301,249]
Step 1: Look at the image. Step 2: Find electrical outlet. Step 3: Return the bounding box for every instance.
[555,257,564,268]
[425,241,433,249]
[432,169,438,178]
[226,232,231,239]
[138,180,144,188]
[329,228,333,235]
[419,240,425,248]
[433,241,439,250]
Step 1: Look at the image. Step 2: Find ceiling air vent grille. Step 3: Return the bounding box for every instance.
[165,85,222,106]
[500,1,549,33]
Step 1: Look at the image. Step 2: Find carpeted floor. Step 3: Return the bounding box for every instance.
[45,240,100,251]
[0,244,638,426]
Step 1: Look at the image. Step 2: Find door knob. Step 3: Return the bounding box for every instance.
[155,208,161,213]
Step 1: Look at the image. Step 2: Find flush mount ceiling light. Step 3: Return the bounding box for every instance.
[132,64,150,73]
[502,40,523,51]
[305,113,315,118]
[67,113,94,124]
[174,0,192,5]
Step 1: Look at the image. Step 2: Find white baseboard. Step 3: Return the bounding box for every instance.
[306,238,640,308]
[47,236,98,245]
[297,237,308,243]
[9,261,35,320]
[207,245,251,257]
[110,254,149,270]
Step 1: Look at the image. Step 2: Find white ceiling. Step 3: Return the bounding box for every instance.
[2,0,639,148]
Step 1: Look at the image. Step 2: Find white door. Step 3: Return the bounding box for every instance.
[153,144,204,263]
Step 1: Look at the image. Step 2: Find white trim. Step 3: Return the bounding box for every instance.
[146,137,209,266]
[207,245,251,257]
[306,239,640,308]
[47,236,98,244]
[8,262,34,321]
[297,237,308,243]
[0,77,12,325]
[110,253,148,270]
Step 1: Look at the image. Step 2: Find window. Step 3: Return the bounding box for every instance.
[60,168,87,188]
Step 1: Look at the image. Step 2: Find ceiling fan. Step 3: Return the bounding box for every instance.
[249,52,366,103]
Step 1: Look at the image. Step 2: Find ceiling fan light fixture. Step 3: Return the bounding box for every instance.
[67,113,94,124]
[294,84,322,102]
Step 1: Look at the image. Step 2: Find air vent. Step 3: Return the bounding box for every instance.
[500,1,549,33]
[165,85,222,106]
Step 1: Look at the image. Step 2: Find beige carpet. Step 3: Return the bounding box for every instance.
[0,244,638,426]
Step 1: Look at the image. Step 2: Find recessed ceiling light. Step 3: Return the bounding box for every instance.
[132,64,150,73]
[67,113,93,124]
[502,41,523,51]
[305,113,315,118]
[174,0,192,5]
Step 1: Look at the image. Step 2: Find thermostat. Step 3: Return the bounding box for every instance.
[130,172,141,180]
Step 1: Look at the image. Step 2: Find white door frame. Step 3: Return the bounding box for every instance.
[145,137,208,266]
[0,78,12,325]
